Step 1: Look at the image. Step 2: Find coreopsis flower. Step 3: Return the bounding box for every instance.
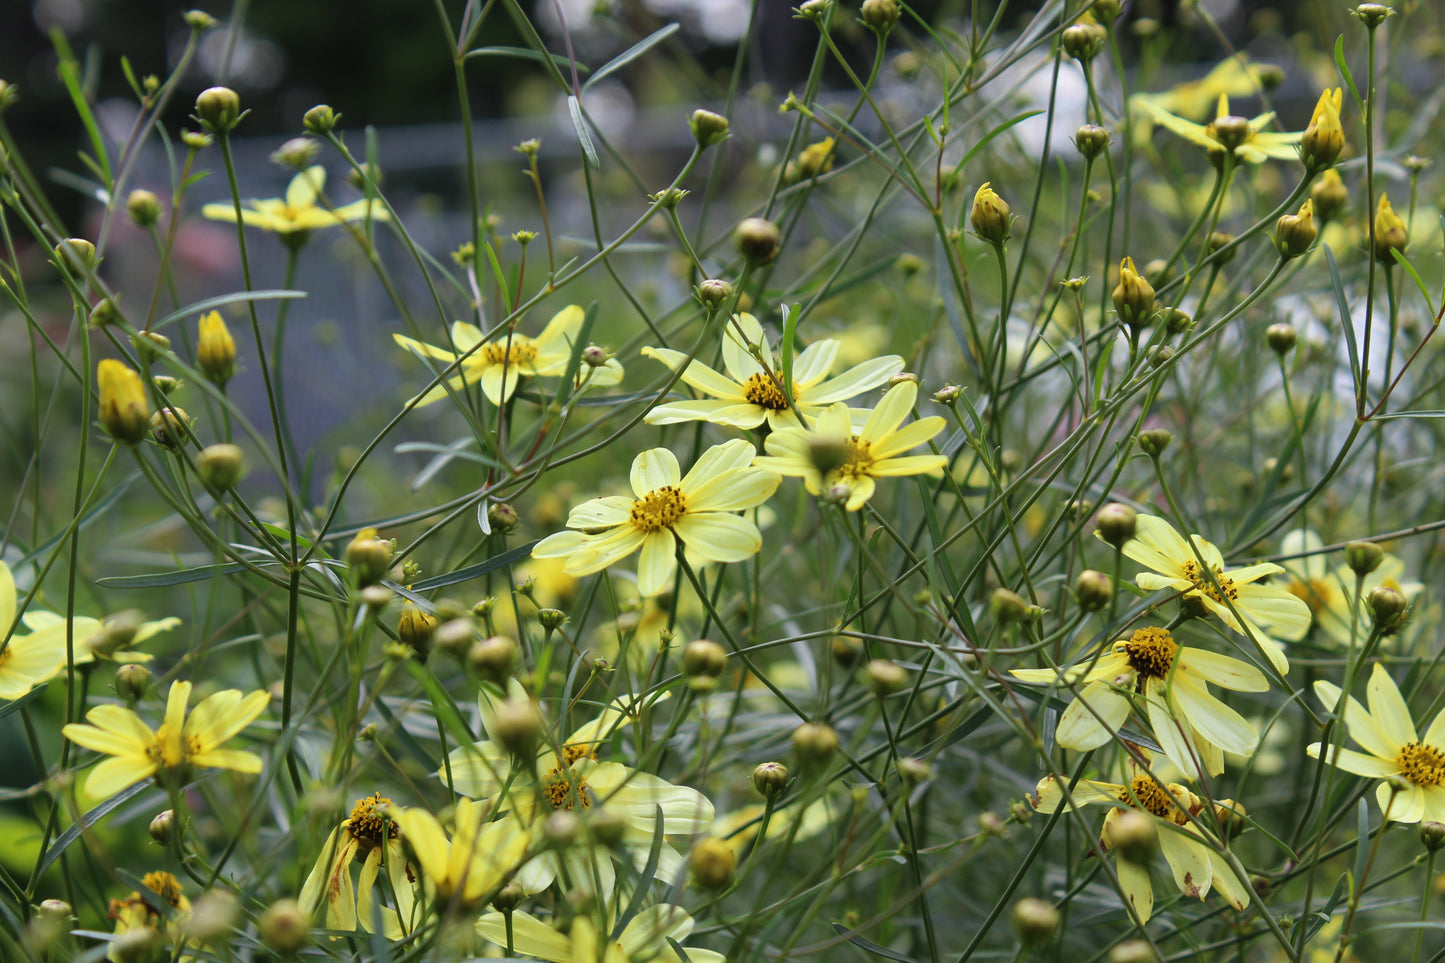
[1137,93,1302,164]
[531,440,779,597]
[970,182,1011,244]
[1115,513,1310,672]
[106,871,192,963]
[642,312,903,430]
[19,610,179,665]
[1010,626,1268,776]
[196,310,237,385]
[1280,530,1422,648]
[1130,57,1281,140]
[201,165,386,240]
[753,380,947,511]
[1112,257,1155,329]
[394,306,623,407]
[1032,767,1249,922]
[475,906,724,963]
[298,793,420,938]
[1309,663,1445,823]
[1373,192,1408,262]
[98,359,150,445]
[385,797,530,909]
[1300,88,1345,170]
[62,679,270,799]
[0,561,66,699]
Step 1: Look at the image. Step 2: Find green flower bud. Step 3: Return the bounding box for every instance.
[1266,323,1298,355]
[1275,200,1317,260]
[1095,503,1138,547]
[689,108,730,147]
[752,761,790,798]
[970,182,1011,245]
[127,189,163,227]
[303,104,338,134]
[194,86,242,133]
[735,217,781,265]
[1137,428,1173,457]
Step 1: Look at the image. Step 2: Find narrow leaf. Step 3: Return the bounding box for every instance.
[584,24,679,91]
[569,95,600,168]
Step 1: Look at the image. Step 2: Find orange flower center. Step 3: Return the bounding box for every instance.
[1180,559,1239,603]
[1123,627,1178,679]
[543,769,593,810]
[140,871,184,908]
[630,486,687,532]
[741,372,792,410]
[1396,742,1445,787]
[480,340,539,366]
[347,792,397,844]
[1121,775,1187,824]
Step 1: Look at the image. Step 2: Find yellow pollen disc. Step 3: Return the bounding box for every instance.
[1286,577,1332,615]
[347,792,397,842]
[1396,742,1445,787]
[1122,775,1180,821]
[741,372,792,410]
[480,341,539,366]
[140,871,184,907]
[147,724,187,768]
[543,770,592,810]
[1180,560,1240,603]
[561,744,598,765]
[629,486,687,532]
[839,437,875,478]
[1122,627,1178,679]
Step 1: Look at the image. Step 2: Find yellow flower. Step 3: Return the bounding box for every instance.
[1280,530,1422,648]
[970,182,1011,244]
[386,797,530,909]
[1373,192,1408,262]
[201,166,386,238]
[106,871,192,963]
[1032,767,1249,922]
[62,680,270,799]
[1011,626,1268,776]
[753,380,947,511]
[299,793,420,938]
[642,312,903,430]
[474,906,725,963]
[97,359,150,445]
[0,561,67,700]
[196,310,237,385]
[394,306,623,407]
[19,609,179,666]
[1308,663,1445,823]
[532,440,778,597]
[1115,513,1310,672]
[1130,57,1280,126]
[1137,93,1302,164]
[1300,88,1345,170]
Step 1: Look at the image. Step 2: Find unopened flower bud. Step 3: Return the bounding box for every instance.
[1275,200,1317,259]
[831,635,864,667]
[259,898,308,955]
[1345,540,1384,576]
[1112,257,1155,330]
[1209,114,1251,153]
[1374,193,1407,262]
[181,129,212,150]
[194,86,242,133]
[53,237,96,273]
[990,587,1032,623]
[492,696,544,757]
[795,0,831,23]
[898,757,931,783]
[970,182,1011,245]
[1312,169,1350,222]
[486,502,519,532]
[1061,21,1106,61]
[1074,570,1113,612]
[580,345,611,369]
[1162,307,1192,336]
[90,298,120,327]
[933,383,962,405]
[347,163,381,191]
[1207,231,1237,265]
[115,664,151,703]
[682,639,728,689]
[860,0,900,34]
[537,608,568,631]
[1108,810,1158,863]
[37,899,71,921]
[149,406,190,449]
[887,371,919,387]
[864,658,907,696]
[1419,821,1445,852]
[98,360,150,445]
[492,881,525,913]
[149,808,176,842]
[735,217,781,265]
[346,529,393,588]
[1266,323,1297,355]
[696,278,733,308]
[1011,897,1060,944]
[1353,4,1392,29]
[197,310,237,385]
[792,721,839,767]
[88,610,144,657]
[433,618,477,660]
[183,10,217,30]
[689,108,730,147]
[360,585,392,610]
[1095,503,1138,547]
[689,837,736,889]
[1367,585,1408,629]
[468,635,518,682]
[271,136,318,169]
[127,189,162,227]
[303,104,338,134]
[1301,89,1345,171]
[753,761,790,798]
[1091,0,1122,20]
[1137,428,1172,457]
[1074,124,1110,160]
[1109,939,1157,963]
[397,602,437,658]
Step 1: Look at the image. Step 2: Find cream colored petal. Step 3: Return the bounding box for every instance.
[659,353,748,400]
[869,454,949,478]
[1056,681,1131,750]
[0,561,13,634]
[1171,676,1258,756]
[1225,561,1285,584]
[1177,649,1268,692]
[672,513,763,563]
[680,439,759,487]
[1281,530,1328,581]
[393,332,461,363]
[1208,853,1250,910]
[1381,783,1426,823]
[187,748,263,773]
[721,312,769,381]
[535,305,585,350]
[441,741,508,798]
[186,688,269,750]
[1031,774,1122,813]
[1305,743,1398,778]
[450,321,484,351]
[476,910,572,962]
[805,355,904,404]
[532,530,595,559]
[563,528,648,576]
[73,704,155,748]
[1237,585,1311,640]
[1422,710,1445,749]
[1120,514,1191,576]
[297,826,343,918]
[1367,663,1420,744]
[1158,828,1212,899]
[869,417,945,460]
[163,680,192,733]
[644,399,750,426]
[480,363,523,405]
[632,448,681,496]
[388,808,450,883]
[1313,680,1398,759]
[1147,681,1202,775]
[636,530,678,597]
[333,199,389,223]
[1115,855,1154,922]
[841,474,876,510]
[565,496,633,529]
[790,339,840,385]
[287,167,326,208]
[685,467,778,512]
[619,905,696,958]
[858,381,916,445]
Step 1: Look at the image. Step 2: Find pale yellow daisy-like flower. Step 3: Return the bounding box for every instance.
[1279,530,1422,648]
[201,165,386,238]
[0,560,68,700]
[1011,626,1268,776]
[385,797,530,909]
[1116,513,1310,673]
[475,906,725,963]
[1136,93,1302,164]
[641,312,903,430]
[1032,768,1249,922]
[752,380,947,511]
[20,610,179,665]
[1308,663,1445,823]
[62,680,270,799]
[105,871,192,963]
[1129,56,1279,137]
[394,305,623,407]
[532,439,778,597]
[298,792,420,939]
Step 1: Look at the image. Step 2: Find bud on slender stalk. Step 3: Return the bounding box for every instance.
[689,837,737,889]
[753,762,789,798]
[303,104,338,134]
[127,189,162,227]
[1095,503,1138,547]
[1312,169,1349,222]
[98,360,151,445]
[689,109,730,147]
[1300,88,1345,171]
[970,182,1011,245]
[1275,200,1317,260]
[1345,541,1383,576]
[1112,257,1155,330]
[735,217,781,265]
[1374,193,1407,262]
[1074,124,1110,160]
[346,528,392,587]
[197,310,237,385]
[194,86,242,133]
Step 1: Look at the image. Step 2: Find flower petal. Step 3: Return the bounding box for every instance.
[1177,649,1268,692]
[1171,676,1258,756]
[858,381,916,445]
[1055,681,1131,750]
[1367,663,1420,744]
[672,513,763,563]
[805,355,904,404]
[1306,743,1400,778]
[636,530,677,597]
[685,468,779,513]
[791,339,840,386]
[632,448,681,496]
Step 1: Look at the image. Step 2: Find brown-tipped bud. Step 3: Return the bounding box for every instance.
[689,108,730,147]
[149,808,176,843]
[1096,503,1138,547]
[696,278,734,308]
[1074,124,1111,160]
[792,721,839,767]
[197,310,237,386]
[468,635,518,682]
[753,761,790,798]
[433,618,477,660]
[127,189,162,227]
[397,602,437,658]
[1374,193,1407,262]
[115,664,151,703]
[148,406,190,449]
[1312,169,1350,222]
[1266,323,1298,355]
[1419,821,1445,852]
[1137,428,1172,457]
[194,86,242,133]
[735,217,781,265]
[682,639,728,690]
[831,634,864,667]
[1074,570,1114,612]
[1061,21,1107,61]
[1011,897,1060,944]
[1345,540,1384,576]
[197,443,245,491]
[1107,810,1158,864]
[860,0,900,34]
[303,104,338,134]
[579,345,611,369]
[1366,585,1408,629]
[1301,88,1345,171]
[346,528,392,587]
[98,360,150,445]
[1112,257,1155,330]
[689,837,737,890]
[1275,200,1317,260]
[270,136,319,170]
[492,696,544,757]
[1353,4,1392,28]
[990,587,1032,623]
[864,658,908,696]
[970,182,1011,245]
[37,899,71,921]
[259,898,308,955]
[486,502,520,532]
